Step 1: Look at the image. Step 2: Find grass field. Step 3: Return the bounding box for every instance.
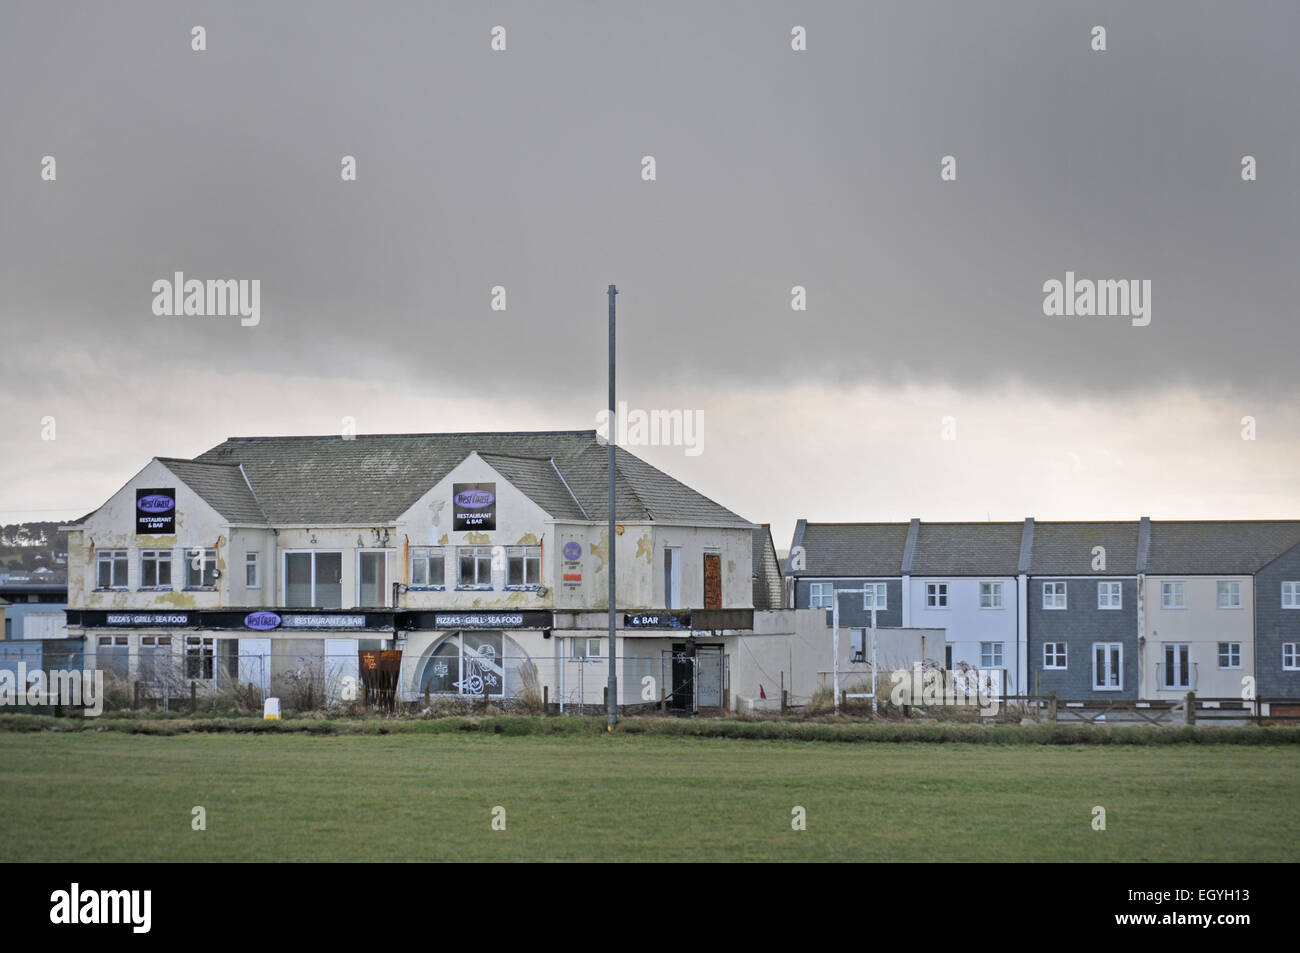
[2,731,1297,861]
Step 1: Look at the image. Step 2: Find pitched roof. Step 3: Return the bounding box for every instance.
[157,459,268,524]
[183,430,751,527]
[797,523,910,576]
[1147,521,1300,574]
[1029,521,1140,575]
[909,522,1025,575]
[752,525,783,610]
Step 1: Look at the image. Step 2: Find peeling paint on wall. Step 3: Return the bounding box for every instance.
[464,532,490,545]
[516,532,539,545]
[636,533,652,564]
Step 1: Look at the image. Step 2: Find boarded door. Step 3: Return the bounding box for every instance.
[696,646,723,707]
[703,553,722,609]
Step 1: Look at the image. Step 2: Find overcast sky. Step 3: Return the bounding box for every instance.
[2,1,1297,549]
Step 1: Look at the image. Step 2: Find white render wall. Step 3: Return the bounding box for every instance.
[907,577,1024,692]
[1142,575,1254,700]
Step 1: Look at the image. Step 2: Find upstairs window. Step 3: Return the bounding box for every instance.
[245,552,260,589]
[1097,581,1122,609]
[1161,581,1185,609]
[1217,581,1242,609]
[184,548,218,589]
[284,551,343,608]
[358,551,388,606]
[979,582,1003,609]
[140,550,172,588]
[1283,582,1300,609]
[926,582,948,608]
[1042,582,1067,610]
[862,583,887,612]
[96,550,128,589]
[458,546,494,588]
[809,582,835,608]
[410,547,446,588]
[507,546,542,588]
[1043,642,1067,670]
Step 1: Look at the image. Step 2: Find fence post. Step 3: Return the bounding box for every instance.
[543,684,549,712]
[840,689,847,711]
[133,680,141,710]
[1048,690,1058,723]
[1185,691,1196,726]
[424,686,430,708]
[483,683,489,711]
[781,689,788,714]
[189,681,196,715]
[603,686,608,710]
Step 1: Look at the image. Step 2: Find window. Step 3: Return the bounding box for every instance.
[1042,582,1066,610]
[506,546,542,588]
[98,635,129,679]
[1097,581,1122,609]
[140,550,172,588]
[850,629,866,662]
[1161,581,1185,609]
[979,582,1003,609]
[1284,643,1300,670]
[944,645,953,669]
[140,636,173,682]
[1283,582,1300,609]
[185,636,215,680]
[245,552,260,589]
[980,642,1003,668]
[457,546,494,588]
[358,551,388,606]
[1043,642,1067,670]
[862,583,888,612]
[184,548,218,588]
[410,547,446,588]
[571,637,602,659]
[1217,642,1242,669]
[1217,581,1242,609]
[284,551,343,608]
[664,548,682,609]
[925,582,948,608]
[809,582,835,608]
[417,632,505,696]
[96,550,128,588]
[1093,643,1123,691]
[1163,643,1191,689]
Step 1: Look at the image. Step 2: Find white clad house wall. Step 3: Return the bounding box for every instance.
[908,577,1023,693]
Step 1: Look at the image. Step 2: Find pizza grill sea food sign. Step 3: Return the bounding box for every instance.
[453,483,496,531]
[136,487,176,534]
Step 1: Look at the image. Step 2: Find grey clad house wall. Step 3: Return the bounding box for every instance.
[794,578,903,629]
[1027,577,1139,699]
[1255,542,1300,698]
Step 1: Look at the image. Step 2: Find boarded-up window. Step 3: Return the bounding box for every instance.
[703,553,722,610]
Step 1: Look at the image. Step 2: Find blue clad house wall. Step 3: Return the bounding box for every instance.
[1026,578,1139,699]
[793,578,903,628]
[1255,542,1300,698]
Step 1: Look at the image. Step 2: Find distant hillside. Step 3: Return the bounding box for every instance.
[0,522,69,572]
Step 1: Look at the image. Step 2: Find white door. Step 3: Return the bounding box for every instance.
[325,638,360,704]
[238,638,272,698]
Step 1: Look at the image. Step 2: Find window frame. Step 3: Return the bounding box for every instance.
[1282,582,1300,609]
[862,583,888,612]
[1163,642,1192,689]
[95,549,129,589]
[139,549,173,590]
[979,581,1003,610]
[1092,642,1123,691]
[980,641,1004,668]
[184,547,218,589]
[1283,643,1300,671]
[282,550,345,609]
[245,551,260,589]
[505,545,542,590]
[1097,581,1122,609]
[456,546,495,590]
[1161,581,1186,609]
[1042,581,1067,610]
[1043,641,1067,670]
[1217,641,1242,669]
[409,546,447,590]
[808,582,835,609]
[184,636,216,681]
[1217,580,1243,610]
[925,582,949,609]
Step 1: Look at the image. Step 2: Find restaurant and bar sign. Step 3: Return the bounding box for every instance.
[452,482,496,531]
[625,612,692,629]
[135,487,176,534]
[424,611,552,630]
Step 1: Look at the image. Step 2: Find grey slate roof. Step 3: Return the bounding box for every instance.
[157,458,268,524]
[1029,521,1140,575]
[1147,521,1300,574]
[798,523,910,576]
[752,525,784,610]
[184,430,752,527]
[909,522,1025,575]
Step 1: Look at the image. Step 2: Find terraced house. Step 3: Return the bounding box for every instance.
[788,518,1300,706]
[63,431,768,711]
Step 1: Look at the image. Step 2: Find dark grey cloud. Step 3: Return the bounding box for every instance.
[1,0,1297,408]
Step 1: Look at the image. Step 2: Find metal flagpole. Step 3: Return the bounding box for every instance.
[607,284,619,730]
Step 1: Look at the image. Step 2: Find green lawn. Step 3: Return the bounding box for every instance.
[1,733,1295,861]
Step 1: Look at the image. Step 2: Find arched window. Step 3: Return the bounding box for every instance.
[418,631,525,696]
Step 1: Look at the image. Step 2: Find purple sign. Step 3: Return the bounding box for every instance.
[135,487,176,534]
[452,482,496,530]
[563,542,582,561]
[244,611,282,631]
